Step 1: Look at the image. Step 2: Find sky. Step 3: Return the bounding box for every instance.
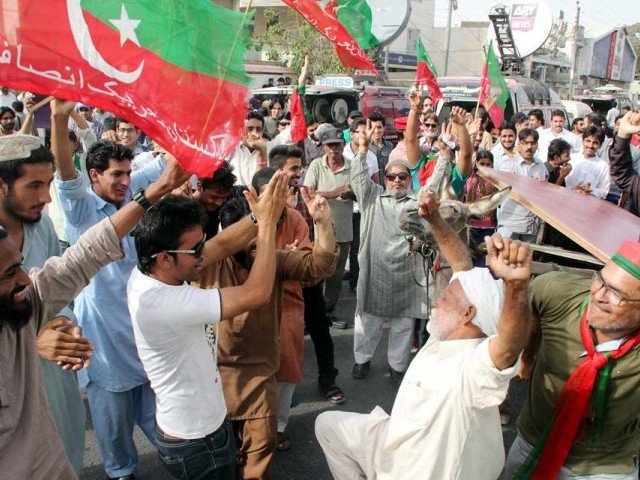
[433,0,640,29]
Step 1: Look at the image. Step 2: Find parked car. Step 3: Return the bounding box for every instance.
[561,100,593,124]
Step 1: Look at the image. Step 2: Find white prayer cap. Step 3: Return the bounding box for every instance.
[0,134,43,163]
[450,268,505,337]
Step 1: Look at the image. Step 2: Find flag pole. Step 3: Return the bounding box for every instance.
[474,93,481,120]
[199,0,254,147]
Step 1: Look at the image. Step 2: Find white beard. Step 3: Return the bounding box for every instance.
[388,188,409,199]
[426,308,459,341]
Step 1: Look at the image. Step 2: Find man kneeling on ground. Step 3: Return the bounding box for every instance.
[315,190,532,480]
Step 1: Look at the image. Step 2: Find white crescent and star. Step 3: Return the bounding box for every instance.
[66,0,144,84]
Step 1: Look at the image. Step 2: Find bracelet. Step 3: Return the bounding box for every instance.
[249,212,259,225]
[411,105,421,113]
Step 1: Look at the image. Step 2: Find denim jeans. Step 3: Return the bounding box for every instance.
[156,418,236,480]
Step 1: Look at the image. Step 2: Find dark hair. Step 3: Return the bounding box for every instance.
[551,109,566,120]
[68,130,78,143]
[135,195,207,274]
[103,116,117,131]
[615,114,625,124]
[277,77,285,83]
[582,126,605,143]
[251,167,276,193]
[277,112,291,122]
[115,117,138,130]
[475,150,494,165]
[257,107,268,118]
[247,110,265,127]
[85,140,134,176]
[585,113,600,125]
[423,113,438,124]
[269,144,303,169]
[268,98,283,110]
[547,138,572,161]
[0,145,54,188]
[368,112,386,126]
[219,197,251,229]
[499,122,517,134]
[529,109,544,124]
[0,106,15,119]
[571,117,582,129]
[199,161,236,191]
[512,112,528,126]
[349,117,367,133]
[518,128,539,143]
[10,101,23,113]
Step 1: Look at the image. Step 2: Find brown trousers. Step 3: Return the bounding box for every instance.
[232,416,277,480]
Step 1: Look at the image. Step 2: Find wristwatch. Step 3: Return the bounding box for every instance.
[249,212,259,225]
[132,188,152,210]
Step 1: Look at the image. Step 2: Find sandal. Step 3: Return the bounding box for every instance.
[277,431,291,452]
[321,384,346,405]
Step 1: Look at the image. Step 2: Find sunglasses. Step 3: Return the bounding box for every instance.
[385,172,410,181]
[151,234,207,259]
[279,121,290,127]
[424,123,438,128]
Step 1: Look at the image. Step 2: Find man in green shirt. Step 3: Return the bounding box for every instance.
[503,241,640,479]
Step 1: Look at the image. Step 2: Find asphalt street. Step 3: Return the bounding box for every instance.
[81,286,527,479]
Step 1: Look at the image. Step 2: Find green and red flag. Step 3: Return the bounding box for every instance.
[290,86,307,142]
[281,0,378,75]
[0,0,253,177]
[479,42,510,129]
[415,38,443,105]
[326,0,380,50]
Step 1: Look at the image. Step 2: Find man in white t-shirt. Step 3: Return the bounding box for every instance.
[315,191,532,480]
[127,173,290,479]
[566,126,610,199]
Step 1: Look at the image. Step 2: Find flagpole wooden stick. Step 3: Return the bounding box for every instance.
[199,0,254,147]
[474,93,481,120]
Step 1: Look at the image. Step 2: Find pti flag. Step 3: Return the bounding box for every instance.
[479,42,510,129]
[290,87,307,142]
[0,0,253,176]
[281,0,378,74]
[415,39,443,105]
[327,0,380,50]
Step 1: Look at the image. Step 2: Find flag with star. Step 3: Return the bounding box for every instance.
[0,0,253,176]
[479,41,510,129]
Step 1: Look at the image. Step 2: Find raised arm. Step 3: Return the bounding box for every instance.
[609,111,640,205]
[406,87,423,168]
[418,191,472,272]
[451,106,473,177]
[484,233,532,370]
[50,99,79,180]
[349,122,381,207]
[217,172,289,318]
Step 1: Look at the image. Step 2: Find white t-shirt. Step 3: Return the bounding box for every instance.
[566,152,611,199]
[127,268,225,439]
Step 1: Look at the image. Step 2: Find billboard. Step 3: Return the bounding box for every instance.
[590,29,637,83]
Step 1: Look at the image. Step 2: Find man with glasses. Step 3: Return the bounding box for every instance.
[496,128,547,243]
[115,118,147,155]
[504,241,640,479]
[229,111,268,187]
[53,101,168,480]
[349,124,429,384]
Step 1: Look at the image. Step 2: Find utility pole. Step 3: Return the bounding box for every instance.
[569,0,581,99]
[443,0,457,75]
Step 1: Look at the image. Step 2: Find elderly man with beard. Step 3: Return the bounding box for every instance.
[349,123,430,383]
[316,190,531,480]
[0,133,188,480]
[503,243,640,479]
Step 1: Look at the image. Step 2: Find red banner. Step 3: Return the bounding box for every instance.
[281,0,378,75]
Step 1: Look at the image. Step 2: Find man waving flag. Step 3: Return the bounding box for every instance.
[0,0,253,176]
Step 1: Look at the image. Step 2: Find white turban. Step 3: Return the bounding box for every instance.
[450,268,505,337]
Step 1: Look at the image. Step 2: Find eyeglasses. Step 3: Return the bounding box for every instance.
[279,121,290,127]
[424,123,438,128]
[385,172,410,181]
[151,234,207,259]
[592,270,640,306]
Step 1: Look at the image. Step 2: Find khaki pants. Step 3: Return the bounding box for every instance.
[232,416,277,480]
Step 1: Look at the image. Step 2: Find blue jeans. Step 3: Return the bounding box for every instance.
[86,381,156,478]
[156,418,237,480]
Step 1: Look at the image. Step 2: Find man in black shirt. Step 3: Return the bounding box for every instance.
[193,162,239,238]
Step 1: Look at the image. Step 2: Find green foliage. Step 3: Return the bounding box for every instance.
[628,23,640,78]
[252,9,347,78]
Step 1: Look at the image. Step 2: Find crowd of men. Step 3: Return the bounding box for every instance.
[1,78,640,480]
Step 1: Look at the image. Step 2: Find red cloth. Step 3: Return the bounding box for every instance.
[417,156,437,186]
[290,89,307,142]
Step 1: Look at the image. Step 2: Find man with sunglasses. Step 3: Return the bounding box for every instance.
[127,173,291,480]
[503,242,640,479]
[229,111,268,187]
[349,123,429,384]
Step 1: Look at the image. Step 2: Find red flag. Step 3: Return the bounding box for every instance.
[281,0,378,74]
[290,88,307,142]
[415,39,443,105]
[0,0,253,177]
[479,42,510,129]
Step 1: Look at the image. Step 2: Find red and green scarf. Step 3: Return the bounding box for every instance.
[513,297,640,479]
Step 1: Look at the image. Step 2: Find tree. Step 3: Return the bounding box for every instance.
[628,23,640,78]
[253,9,346,78]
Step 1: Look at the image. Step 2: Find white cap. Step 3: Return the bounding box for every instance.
[0,134,43,162]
